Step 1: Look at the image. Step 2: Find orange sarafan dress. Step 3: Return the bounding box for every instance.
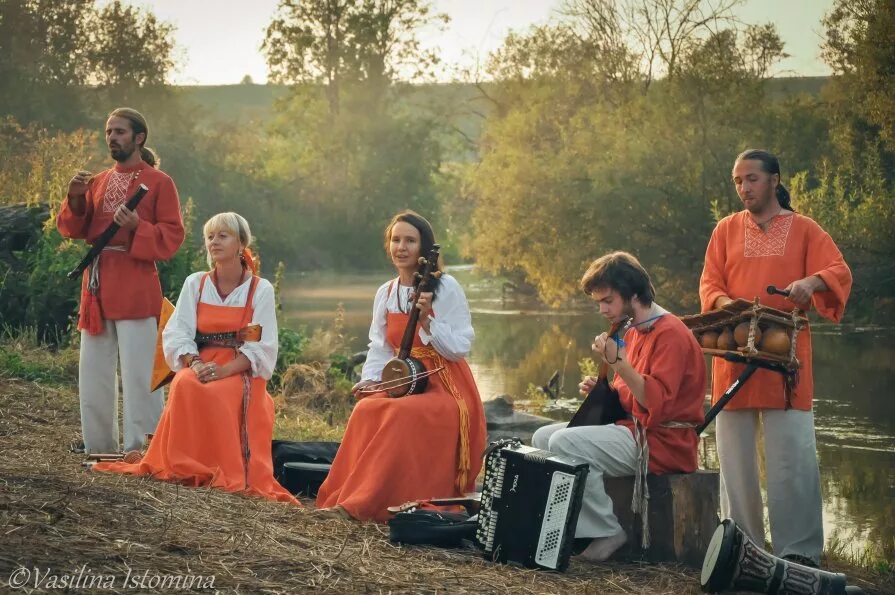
[699,211,852,410]
[95,274,297,503]
[316,280,487,522]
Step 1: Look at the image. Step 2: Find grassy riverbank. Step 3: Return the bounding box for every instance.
[0,336,891,593]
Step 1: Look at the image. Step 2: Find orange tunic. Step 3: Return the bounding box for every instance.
[56,161,184,326]
[95,275,298,504]
[613,315,707,474]
[316,310,487,523]
[699,211,852,410]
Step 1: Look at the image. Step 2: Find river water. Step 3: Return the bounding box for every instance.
[281,266,895,561]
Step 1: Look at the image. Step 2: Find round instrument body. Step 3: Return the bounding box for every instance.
[716,327,736,351]
[380,356,429,397]
[734,322,762,347]
[701,518,737,592]
[762,326,791,354]
[700,331,719,349]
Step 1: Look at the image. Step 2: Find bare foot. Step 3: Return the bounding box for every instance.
[576,530,627,562]
[315,505,353,520]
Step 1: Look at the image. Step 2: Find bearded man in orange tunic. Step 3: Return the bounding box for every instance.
[699,149,852,567]
[57,108,184,455]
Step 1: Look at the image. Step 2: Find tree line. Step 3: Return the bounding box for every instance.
[1,0,893,340]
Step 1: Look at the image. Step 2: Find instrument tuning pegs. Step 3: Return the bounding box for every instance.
[418,256,427,265]
[432,271,442,279]
[414,272,422,280]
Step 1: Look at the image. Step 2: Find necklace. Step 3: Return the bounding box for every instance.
[212,268,246,301]
[751,207,782,229]
[396,283,413,314]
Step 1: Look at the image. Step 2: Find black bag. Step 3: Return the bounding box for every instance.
[280,462,331,497]
[388,509,477,548]
[271,440,340,497]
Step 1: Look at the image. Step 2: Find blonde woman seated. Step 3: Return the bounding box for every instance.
[95,212,297,503]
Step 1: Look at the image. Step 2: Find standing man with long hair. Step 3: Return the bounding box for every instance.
[58,108,185,455]
[699,149,852,566]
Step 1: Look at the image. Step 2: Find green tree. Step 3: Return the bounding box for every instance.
[0,0,178,129]
[87,0,177,103]
[260,0,448,268]
[0,0,93,127]
[822,0,895,149]
[466,1,789,308]
[790,0,895,318]
[264,0,445,114]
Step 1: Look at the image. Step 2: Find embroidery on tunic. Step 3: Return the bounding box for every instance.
[744,214,793,257]
[102,171,133,213]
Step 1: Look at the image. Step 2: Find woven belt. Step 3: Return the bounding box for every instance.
[409,346,472,491]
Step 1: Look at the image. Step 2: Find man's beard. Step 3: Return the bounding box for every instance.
[607,301,635,325]
[619,301,635,324]
[109,145,135,162]
[744,191,775,215]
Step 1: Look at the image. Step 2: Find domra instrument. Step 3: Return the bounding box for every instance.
[364,244,443,397]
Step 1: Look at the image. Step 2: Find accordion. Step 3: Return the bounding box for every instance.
[476,439,588,571]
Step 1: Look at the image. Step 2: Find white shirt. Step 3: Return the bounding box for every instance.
[163,271,279,380]
[361,273,475,381]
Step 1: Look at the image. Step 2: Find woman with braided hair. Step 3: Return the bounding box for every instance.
[316,210,487,521]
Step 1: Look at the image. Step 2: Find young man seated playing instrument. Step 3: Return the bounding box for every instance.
[532,251,706,562]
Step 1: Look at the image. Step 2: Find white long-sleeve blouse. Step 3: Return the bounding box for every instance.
[163,271,279,380]
[361,273,475,382]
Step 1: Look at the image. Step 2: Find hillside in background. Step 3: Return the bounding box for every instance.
[177,76,830,145]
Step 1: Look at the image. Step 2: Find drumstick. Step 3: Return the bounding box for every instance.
[766,285,791,297]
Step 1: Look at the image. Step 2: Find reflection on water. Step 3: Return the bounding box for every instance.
[282,267,895,560]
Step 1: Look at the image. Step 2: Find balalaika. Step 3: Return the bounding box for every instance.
[476,439,588,571]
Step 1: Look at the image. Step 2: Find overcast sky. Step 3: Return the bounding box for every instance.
[116,0,834,85]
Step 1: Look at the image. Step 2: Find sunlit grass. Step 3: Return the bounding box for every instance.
[272,404,345,442]
[826,534,894,575]
[0,325,78,384]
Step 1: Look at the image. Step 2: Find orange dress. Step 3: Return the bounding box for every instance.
[95,275,298,504]
[699,211,852,410]
[316,308,487,523]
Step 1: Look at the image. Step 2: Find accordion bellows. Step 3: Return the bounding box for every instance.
[476,439,588,571]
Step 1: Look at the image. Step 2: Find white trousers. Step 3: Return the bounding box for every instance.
[79,317,164,453]
[532,422,637,539]
[716,408,824,563]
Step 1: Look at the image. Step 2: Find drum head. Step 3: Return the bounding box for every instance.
[701,519,736,593]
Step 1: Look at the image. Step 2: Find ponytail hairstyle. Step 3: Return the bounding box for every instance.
[108,107,148,145]
[202,212,256,273]
[734,149,795,212]
[383,209,444,293]
[140,146,159,168]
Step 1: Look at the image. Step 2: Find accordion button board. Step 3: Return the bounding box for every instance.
[476,439,589,572]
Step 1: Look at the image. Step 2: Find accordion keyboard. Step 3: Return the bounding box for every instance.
[476,449,508,553]
[535,471,577,568]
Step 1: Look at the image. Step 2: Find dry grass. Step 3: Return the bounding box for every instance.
[1,356,891,593]
[0,378,707,594]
